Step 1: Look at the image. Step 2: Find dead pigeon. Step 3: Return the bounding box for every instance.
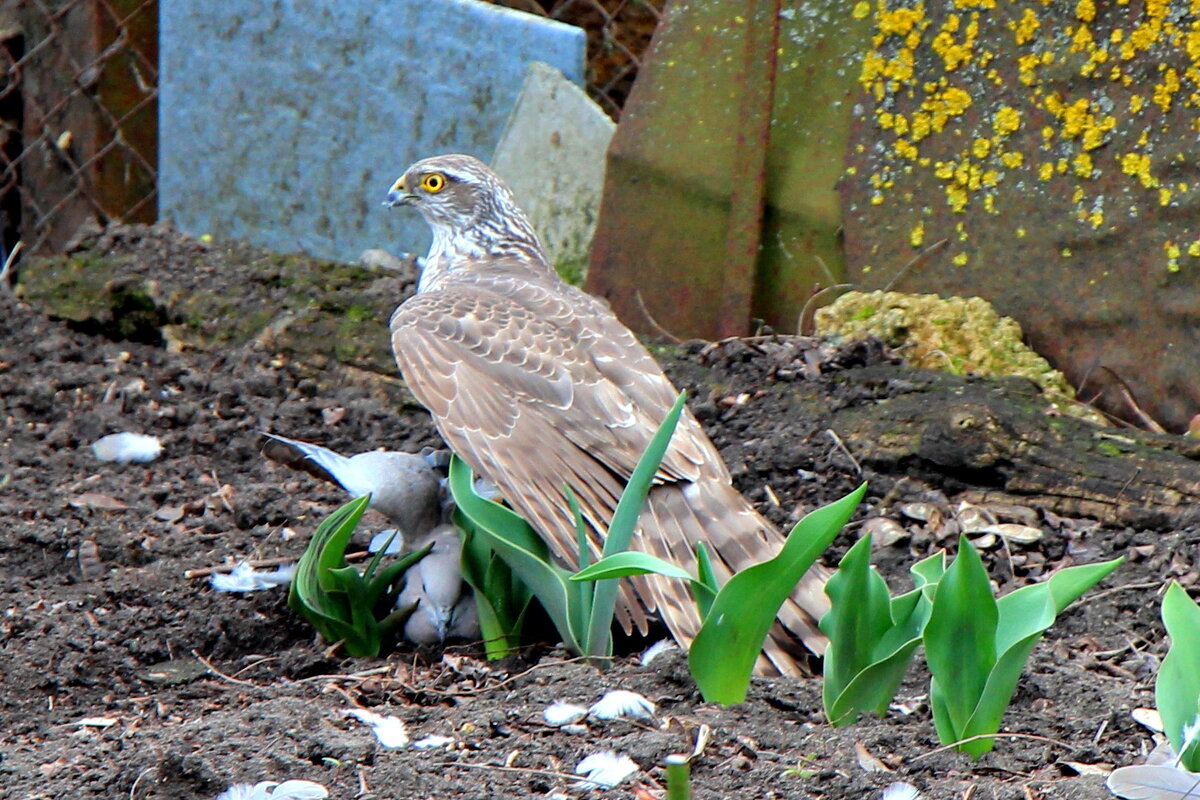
[261,432,441,549]
[397,524,479,643]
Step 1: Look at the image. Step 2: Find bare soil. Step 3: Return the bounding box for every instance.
[0,226,1184,800]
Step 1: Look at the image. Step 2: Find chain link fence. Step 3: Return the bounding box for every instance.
[1,0,158,259]
[492,0,665,118]
[0,0,660,258]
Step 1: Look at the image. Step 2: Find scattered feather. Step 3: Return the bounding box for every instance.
[75,716,119,727]
[215,780,328,800]
[881,782,922,800]
[210,563,295,593]
[368,530,403,555]
[1133,708,1165,733]
[589,690,655,721]
[264,782,329,800]
[640,639,678,666]
[411,734,454,750]
[91,432,163,464]
[889,696,925,716]
[1147,740,1179,767]
[575,751,639,788]
[347,708,409,748]
[1107,764,1200,799]
[1183,715,1200,756]
[855,740,893,772]
[560,723,589,735]
[544,701,588,727]
[1058,761,1112,777]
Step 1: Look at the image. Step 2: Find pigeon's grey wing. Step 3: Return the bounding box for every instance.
[261,432,351,489]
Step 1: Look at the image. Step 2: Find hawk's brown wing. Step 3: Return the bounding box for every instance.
[390,265,829,673]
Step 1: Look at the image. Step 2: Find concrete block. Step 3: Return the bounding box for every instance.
[159,0,585,262]
[491,62,615,283]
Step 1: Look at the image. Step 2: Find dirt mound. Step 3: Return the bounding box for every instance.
[0,225,1179,799]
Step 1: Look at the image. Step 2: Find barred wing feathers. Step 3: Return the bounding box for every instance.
[390,264,829,674]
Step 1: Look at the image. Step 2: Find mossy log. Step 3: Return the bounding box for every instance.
[663,341,1200,531]
[840,369,1200,530]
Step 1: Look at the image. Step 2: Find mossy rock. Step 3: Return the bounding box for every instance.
[815,290,1107,426]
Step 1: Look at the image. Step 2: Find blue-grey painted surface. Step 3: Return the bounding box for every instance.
[159,0,585,262]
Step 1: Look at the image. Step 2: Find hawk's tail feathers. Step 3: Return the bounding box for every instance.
[638,479,831,677]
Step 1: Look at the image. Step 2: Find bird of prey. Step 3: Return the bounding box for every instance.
[260,432,442,550]
[384,154,829,675]
[396,524,479,644]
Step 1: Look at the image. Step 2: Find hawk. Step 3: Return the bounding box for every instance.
[385,154,829,675]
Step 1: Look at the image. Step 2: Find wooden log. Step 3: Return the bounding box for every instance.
[663,338,1200,531]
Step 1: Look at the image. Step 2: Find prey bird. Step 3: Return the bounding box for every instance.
[261,432,442,551]
[396,525,480,644]
[384,154,830,675]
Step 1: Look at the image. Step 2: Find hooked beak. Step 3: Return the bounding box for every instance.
[384,176,416,208]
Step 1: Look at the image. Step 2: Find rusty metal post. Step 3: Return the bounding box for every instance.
[718,0,781,338]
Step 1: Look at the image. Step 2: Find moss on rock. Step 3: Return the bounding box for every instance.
[815,290,1106,425]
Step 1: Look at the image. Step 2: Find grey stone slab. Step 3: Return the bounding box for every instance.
[159,0,585,263]
[491,62,615,283]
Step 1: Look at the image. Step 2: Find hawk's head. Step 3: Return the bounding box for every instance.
[385,154,544,272]
[385,154,514,228]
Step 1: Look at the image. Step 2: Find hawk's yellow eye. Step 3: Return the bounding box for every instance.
[420,173,446,193]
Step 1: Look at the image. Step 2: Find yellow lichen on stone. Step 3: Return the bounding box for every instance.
[857,0,1200,273]
[911,219,926,246]
[814,291,1105,424]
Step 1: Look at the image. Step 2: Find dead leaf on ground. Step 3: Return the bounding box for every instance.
[855,740,894,773]
[68,492,129,511]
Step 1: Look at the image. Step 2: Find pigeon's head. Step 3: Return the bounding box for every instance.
[384,153,547,284]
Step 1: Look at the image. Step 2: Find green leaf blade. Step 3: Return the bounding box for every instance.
[924,536,998,742]
[572,551,697,583]
[690,482,867,705]
[1159,582,1200,770]
[449,455,584,654]
[585,392,687,658]
[821,534,896,724]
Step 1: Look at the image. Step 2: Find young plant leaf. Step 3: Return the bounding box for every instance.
[692,543,718,619]
[572,549,719,616]
[924,536,998,745]
[566,487,596,630]
[289,495,372,643]
[457,514,530,659]
[449,455,586,654]
[449,392,687,663]
[926,543,1122,757]
[1159,581,1200,772]
[822,534,894,722]
[287,495,430,658]
[584,392,687,659]
[573,551,698,583]
[954,556,1124,756]
[365,542,434,607]
[362,531,398,581]
[822,539,939,725]
[688,481,867,705]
